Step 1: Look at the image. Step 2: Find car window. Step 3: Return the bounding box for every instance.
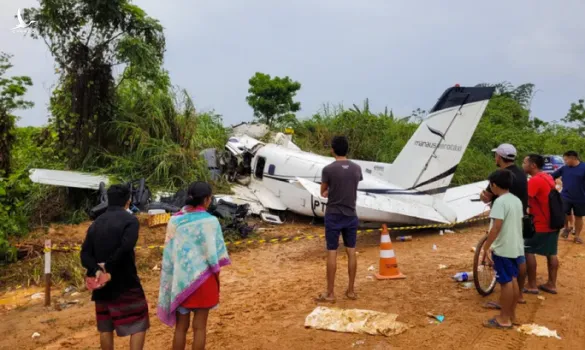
[553,156,563,163]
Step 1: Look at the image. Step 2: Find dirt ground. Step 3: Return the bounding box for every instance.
[1,221,584,350]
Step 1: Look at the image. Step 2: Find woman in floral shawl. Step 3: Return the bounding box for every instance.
[157,182,231,350]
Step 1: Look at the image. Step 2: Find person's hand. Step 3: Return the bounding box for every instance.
[483,248,494,266]
[480,190,493,204]
[322,191,328,198]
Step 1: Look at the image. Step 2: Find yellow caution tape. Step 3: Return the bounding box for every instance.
[16,216,489,251]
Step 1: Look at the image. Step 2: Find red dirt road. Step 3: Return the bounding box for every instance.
[1,224,584,349]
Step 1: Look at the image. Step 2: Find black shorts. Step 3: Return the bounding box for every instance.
[562,199,585,217]
[325,214,358,250]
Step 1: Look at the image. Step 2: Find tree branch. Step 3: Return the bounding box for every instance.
[86,21,95,46]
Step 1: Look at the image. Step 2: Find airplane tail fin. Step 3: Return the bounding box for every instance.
[386,85,495,199]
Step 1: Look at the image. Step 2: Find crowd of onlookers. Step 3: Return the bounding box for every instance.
[479,145,584,329]
[75,137,585,349]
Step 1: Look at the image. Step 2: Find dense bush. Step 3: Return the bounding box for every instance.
[292,95,585,186]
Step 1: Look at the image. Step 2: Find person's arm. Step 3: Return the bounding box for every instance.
[321,168,329,198]
[551,167,563,180]
[483,200,505,263]
[80,224,100,277]
[104,217,139,274]
[480,183,494,204]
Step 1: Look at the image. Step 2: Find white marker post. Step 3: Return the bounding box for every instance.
[44,240,51,307]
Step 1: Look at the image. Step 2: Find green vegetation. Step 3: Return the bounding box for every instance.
[0,1,583,265]
[246,72,302,127]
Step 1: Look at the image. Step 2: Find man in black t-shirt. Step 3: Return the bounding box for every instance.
[480,144,528,213]
[480,143,529,312]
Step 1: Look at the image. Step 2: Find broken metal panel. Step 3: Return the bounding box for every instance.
[29,169,109,190]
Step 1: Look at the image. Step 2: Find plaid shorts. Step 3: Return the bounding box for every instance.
[95,288,150,337]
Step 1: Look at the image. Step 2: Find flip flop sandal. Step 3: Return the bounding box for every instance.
[483,318,512,329]
[522,288,539,295]
[482,301,501,310]
[315,293,336,303]
[345,291,357,300]
[574,237,583,244]
[538,284,558,295]
[561,230,570,239]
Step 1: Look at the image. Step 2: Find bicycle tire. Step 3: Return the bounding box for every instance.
[473,234,497,296]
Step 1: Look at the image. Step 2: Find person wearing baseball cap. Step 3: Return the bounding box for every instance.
[480,143,529,313]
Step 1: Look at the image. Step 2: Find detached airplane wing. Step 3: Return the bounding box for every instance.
[444,180,490,222]
[29,169,109,190]
[294,177,450,224]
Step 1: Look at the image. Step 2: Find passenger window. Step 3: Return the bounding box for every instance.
[255,157,266,179]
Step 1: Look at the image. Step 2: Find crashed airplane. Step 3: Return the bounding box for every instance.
[29,85,495,227]
[207,85,496,226]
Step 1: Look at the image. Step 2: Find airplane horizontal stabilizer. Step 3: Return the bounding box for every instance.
[444,180,490,223]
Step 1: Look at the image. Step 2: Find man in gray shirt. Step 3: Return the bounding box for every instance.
[315,136,363,303]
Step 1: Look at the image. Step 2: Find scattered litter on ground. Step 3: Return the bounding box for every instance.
[30,293,44,300]
[471,247,476,252]
[352,340,365,347]
[426,312,445,323]
[574,253,585,259]
[63,286,76,294]
[152,265,160,271]
[444,229,455,234]
[439,230,444,236]
[452,272,473,282]
[438,264,448,270]
[517,324,561,339]
[71,292,80,297]
[304,306,409,337]
[396,235,412,242]
[31,332,40,339]
[537,296,546,301]
[460,282,473,289]
[432,244,438,251]
[367,265,375,272]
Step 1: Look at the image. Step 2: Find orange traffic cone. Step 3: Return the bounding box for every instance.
[375,224,406,280]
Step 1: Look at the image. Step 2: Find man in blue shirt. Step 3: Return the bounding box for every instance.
[552,150,585,244]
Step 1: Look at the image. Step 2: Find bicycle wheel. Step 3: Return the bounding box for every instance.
[473,234,497,296]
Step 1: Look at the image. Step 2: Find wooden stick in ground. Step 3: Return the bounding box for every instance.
[44,239,51,307]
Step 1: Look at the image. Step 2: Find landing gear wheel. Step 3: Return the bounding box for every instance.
[473,234,497,296]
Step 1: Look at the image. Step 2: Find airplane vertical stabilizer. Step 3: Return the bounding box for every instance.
[385,86,495,200]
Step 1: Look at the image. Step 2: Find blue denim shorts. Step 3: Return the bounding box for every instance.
[177,304,218,315]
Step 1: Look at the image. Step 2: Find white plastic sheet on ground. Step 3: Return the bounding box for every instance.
[517,324,561,339]
[304,306,409,337]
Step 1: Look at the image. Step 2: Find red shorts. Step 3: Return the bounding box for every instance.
[180,273,220,311]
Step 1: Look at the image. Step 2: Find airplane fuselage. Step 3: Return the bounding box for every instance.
[246,143,445,225]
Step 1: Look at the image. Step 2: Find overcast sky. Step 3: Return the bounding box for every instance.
[2,0,585,127]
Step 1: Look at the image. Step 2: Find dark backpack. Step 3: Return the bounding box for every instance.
[532,177,564,230]
[548,187,565,230]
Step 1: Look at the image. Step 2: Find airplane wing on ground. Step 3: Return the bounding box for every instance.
[215,183,287,215]
[294,178,450,224]
[444,180,490,223]
[29,169,109,190]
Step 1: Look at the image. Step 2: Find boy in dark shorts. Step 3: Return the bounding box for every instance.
[81,184,149,350]
[315,136,363,303]
[483,170,524,329]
